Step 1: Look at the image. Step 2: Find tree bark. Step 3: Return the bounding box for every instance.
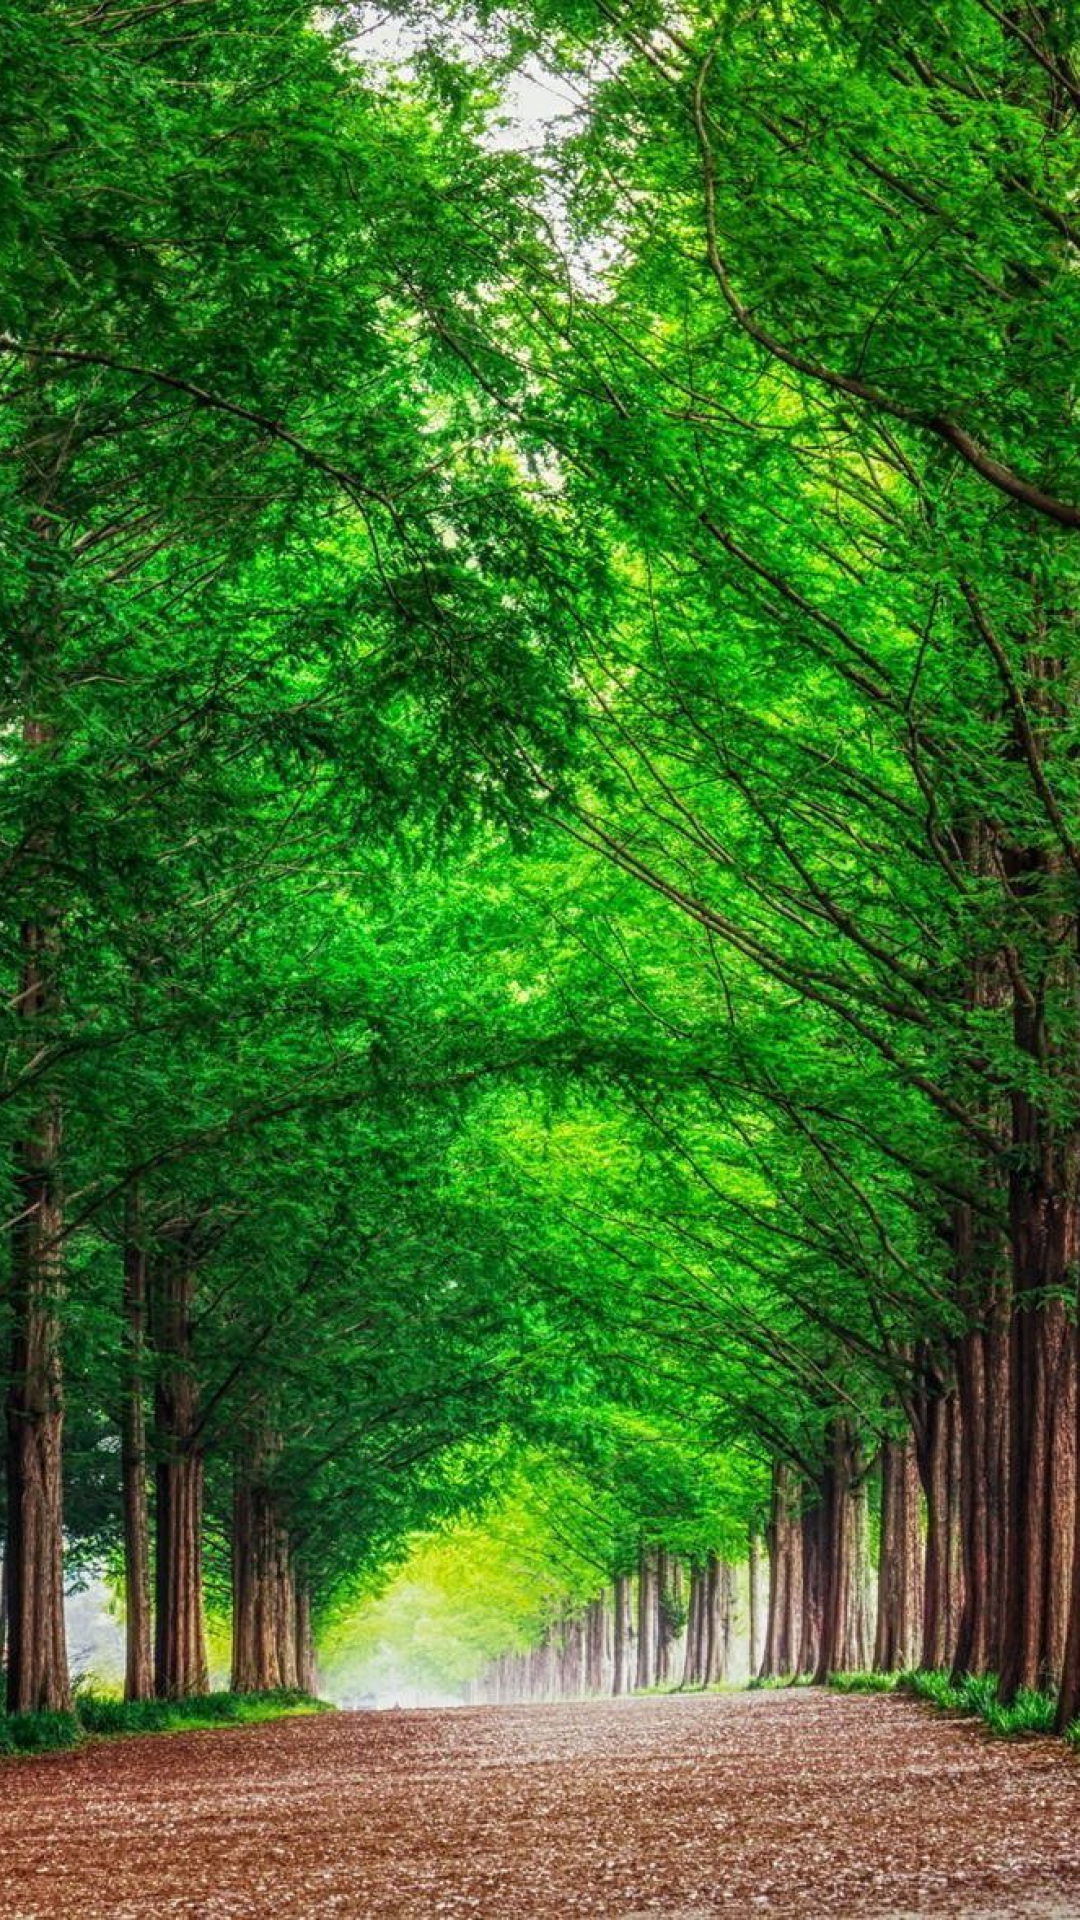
[913,1381,964,1670]
[295,1581,317,1696]
[952,1315,1010,1678]
[748,1528,764,1679]
[1000,1291,1076,1697]
[814,1420,871,1681]
[635,1544,656,1689]
[612,1572,633,1695]
[874,1435,924,1672]
[5,906,69,1715]
[585,1596,606,1693]
[761,1459,803,1677]
[703,1552,733,1685]
[655,1546,675,1684]
[153,1251,208,1699]
[121,1186,153,1702]
[681,1560,705,1686]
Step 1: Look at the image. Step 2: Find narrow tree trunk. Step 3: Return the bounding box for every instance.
[681,1561,705,1687]
[703,1553,734,1685]
[585,1597,606,1693]
[874,1435,924,1673]
[153,1252,208,1699]
[814,1421,870,1681]
[798,1497,826,1677]
[655,1546,674,1684]
[748,1528,764,1679]
[914,1384,964,1670]
[635,1544,656,1690]
[275,1535,299,1690]
[295,1581,317,1695]
[612,1573,632,1695]
[761,1459,803,1678]
[121,1187,153,1702]
[953,1315,1010,1678]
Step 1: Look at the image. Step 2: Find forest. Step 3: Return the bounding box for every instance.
[4,0,1080,1761]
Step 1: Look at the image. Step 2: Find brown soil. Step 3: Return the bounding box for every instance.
[2,1690,1079,1917]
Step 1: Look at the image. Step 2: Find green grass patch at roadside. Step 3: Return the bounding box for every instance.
[0,1687,330,1757]
[827,1670,901,1694]
[829,1668,1066,1739]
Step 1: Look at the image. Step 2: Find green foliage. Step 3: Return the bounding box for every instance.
[5,0,1080,1717]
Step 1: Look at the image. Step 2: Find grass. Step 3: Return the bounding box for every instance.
[827,1669,901,1694]
[829,1667,1067,1739]
[0,1687,330,1757]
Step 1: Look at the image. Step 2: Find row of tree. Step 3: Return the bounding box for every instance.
[7,0,1080,1738]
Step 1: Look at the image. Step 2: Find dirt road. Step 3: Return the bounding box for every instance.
[2,1689,1079,1917]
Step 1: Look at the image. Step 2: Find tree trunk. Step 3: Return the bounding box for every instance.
[1000,1291,1076,1697]
[635,1544,656,1690]
[999,829,1079,1703]
[914,1383,964,1670]
[153,1252,208,1699]
[612,1573,632,1695]
[953,1316,1010,1678]
[5,879,70,1716]
[655,1546,674,1684]
[121,1187,153,1702]
[703,1553,733,1685]
[295,1581,317,1695]
[814,1420,870,1682]
[761,1459,803,1678]
[585,1596,606,1693]
[275,1534,299,1691]
[681,1561,705,1687]
[798,1497,826,1677]
[748,1528,764,1679]
[874,1435,924,1673]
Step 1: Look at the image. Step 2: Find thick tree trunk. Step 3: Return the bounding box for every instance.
[761,1459,803,1677]
[999,832,1079,1704]
[232,1475,280,1693]
[121,1188,153,1702]
[635,1544,657,1690]
[5,1050,69,1712]
[952,1316,1010,1678]
[5,467,71,1718]
[874,1435,924,1672]
[914,1384,964,1670]
[153,1254,208,1699]
[612,1572,633,1695]
[814,1421,871,1681]
[1000,1291,1076,1697]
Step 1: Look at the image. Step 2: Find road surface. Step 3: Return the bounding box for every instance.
[2,1689,1079,1916]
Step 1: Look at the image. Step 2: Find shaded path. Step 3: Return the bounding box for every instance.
[2,1690,1080,1917]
